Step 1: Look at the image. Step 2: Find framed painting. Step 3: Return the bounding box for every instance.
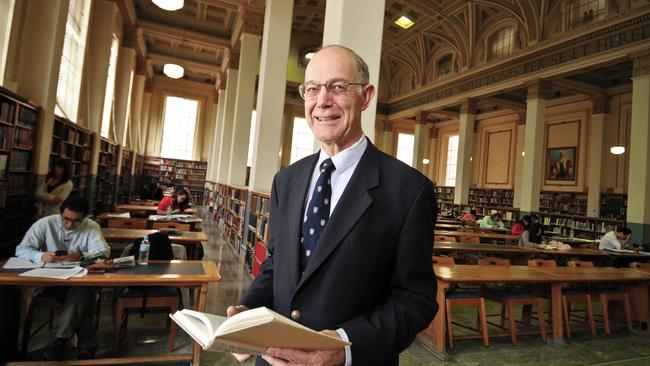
[546,147,576,181]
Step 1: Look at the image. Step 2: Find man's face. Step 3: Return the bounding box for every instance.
[60,208,85,230]
[303,47,375,152]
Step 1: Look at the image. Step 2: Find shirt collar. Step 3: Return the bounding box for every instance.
[317,135,367,174]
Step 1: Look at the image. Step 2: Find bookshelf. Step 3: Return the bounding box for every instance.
[539,191,588,216]
[535,211,624,240]
[434,186,455,213]
[50,116,93,196]
[142,156,208,202]
[215,184,247,258]
[0,86,39,256]
[469,188,514,208]
[95,138,118,214]
[600,193,627,221]
[245,191,270,278]
[118,148,133,203]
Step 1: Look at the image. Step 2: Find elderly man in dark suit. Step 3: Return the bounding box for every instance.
[228,45,438,366]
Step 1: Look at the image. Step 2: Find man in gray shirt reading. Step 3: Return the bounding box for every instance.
[16,196,110,360]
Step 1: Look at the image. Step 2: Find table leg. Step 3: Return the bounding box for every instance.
[416,279,449,361]
[192,284,209,365]
[549,283,565,347]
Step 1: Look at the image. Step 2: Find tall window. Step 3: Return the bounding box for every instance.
[444,135,459,186]
[247,110,256,167]
[289,117,315,164]
[55,0,91,121]
[488,27,514,60]
[160,96,199,160]
[0,0,15,86]
[569,0,605,28]
[101,35,119,138]
[396,132,414,167]
[436,55,453,80]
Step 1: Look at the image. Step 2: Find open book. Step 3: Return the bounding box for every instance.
[170,306,350,354]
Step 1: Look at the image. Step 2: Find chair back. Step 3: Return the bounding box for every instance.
[628,262,650,270]
[478,257,511,267]
[567,260,594,268]
[432,255,455,265]
[527,259,557,267]
[434,235,457,243]
[108,218,147,229]
[152,222,191,231]
[130,232,174,260]
[460,236,481,244]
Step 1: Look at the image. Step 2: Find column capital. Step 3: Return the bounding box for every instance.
[591,95,611,114]
[631,53,650,77]
[239,6,265,36]
[416,111,429,124]
[430,128,438,139]
[459,99,476,115]
[222,48,240,72]
[526,80,546,100]
[516,112,526,125]
[383,122,393,132]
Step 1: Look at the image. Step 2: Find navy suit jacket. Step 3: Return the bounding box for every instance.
[241,141,438,365]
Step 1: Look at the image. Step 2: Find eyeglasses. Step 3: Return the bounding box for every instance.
[61,215,83,225]
[298,80,366,100]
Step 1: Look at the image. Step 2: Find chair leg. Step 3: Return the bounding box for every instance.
[500,304,506,328]
[21,297,34,357]
[113,299,124,354]
[562,297,571,338]
[507,303,517,346]
[622,294,633,332]
[479,298,489,347]
[537,299,547,342]
[585,296,596,336]
[445,300,454,350]
[600,294,611,335]
[169,303,178,352]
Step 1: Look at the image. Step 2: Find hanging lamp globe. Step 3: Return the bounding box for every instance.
[163,63,184,79]
[152,0,184,11]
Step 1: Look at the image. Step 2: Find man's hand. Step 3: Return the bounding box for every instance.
[41,252,56,263]
[261,330,345,366]
[226,305,251,362]
[53,251,81,262]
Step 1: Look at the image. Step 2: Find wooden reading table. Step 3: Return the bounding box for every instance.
[0,260,219,365]
[97,213,202,231]
[115,204,197,214]
[434,230,519,244]
[101,229,207,259]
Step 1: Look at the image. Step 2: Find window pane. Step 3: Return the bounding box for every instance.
[445,135,459,186]
[160,96,199,160]
[101,35,119,138]
[436,54,453,80]
[55,0,90,121]
[0,1,14,85]
[396,133,414,167]
[489,27,513,59]
[247,110,256,167]
[289,117,315,164]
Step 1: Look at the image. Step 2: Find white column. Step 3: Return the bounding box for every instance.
[227,33,261,186]
[513,117,525,208]
[322,0,384,143]
[627,55,650,243]
[216,68,238,183]
[454,101,475,205]
[130,74,146,155]
[587,97,608,217]
[412,116,427,173]
[210,90,226,181]
[520,82,547,213]
[140,91,152,154]
[249,0,294,193]
[114,47,136,148]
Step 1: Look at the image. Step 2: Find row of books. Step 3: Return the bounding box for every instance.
[10,151,30,171]
[0,125,8,150]
[18,107,38,129]
[7,173,28,193]
[12,128,34,149]
[0,101,15,124]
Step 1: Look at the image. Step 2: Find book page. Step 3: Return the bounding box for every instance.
[3,257,42,269]
[18,266,87,279]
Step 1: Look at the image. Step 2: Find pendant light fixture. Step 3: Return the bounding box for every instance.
[163,7,185,79]
[152,0,184,11]
[610,121,625,155]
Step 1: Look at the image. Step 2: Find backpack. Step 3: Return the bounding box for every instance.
[130,232,174,260]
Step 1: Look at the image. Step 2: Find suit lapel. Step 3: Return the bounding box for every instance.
[287,153,319,286]
[296,142,380,292]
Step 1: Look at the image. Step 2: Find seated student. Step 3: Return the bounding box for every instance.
[599,226,633,250]
[518,215,545,248]
[480,210,505,229]
[460,208,477,223]
[511,215,530,236]
[15,196,110,360]
[445,205,461,218]
[156,188,190,215]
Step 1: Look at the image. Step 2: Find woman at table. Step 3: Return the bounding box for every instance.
[460,208,477,223]
[511,216,530,236]
[157,188,190,215]
[518,215,545,248]
[33,158,74,218]
[480,210,505,229]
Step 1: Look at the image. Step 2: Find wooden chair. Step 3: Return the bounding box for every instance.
[152,222,191,231]
[629,262,650,270]
[568,260,632,335]
[460,236,481,244]
[434,235,457,243]
[433,256,489,349]
[527,259,596,337]
[112,243,185,353]
[107,218,148,229]
[479,257,547,345]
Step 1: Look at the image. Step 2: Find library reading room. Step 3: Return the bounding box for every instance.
[1,0,650,365]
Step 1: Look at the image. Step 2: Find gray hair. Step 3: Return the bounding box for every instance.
[318,44,370,84]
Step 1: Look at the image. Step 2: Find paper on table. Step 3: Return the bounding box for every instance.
[19,266,88,279]
[107,212,131,218]
[44,261,81,268]
[3,257,42,269]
